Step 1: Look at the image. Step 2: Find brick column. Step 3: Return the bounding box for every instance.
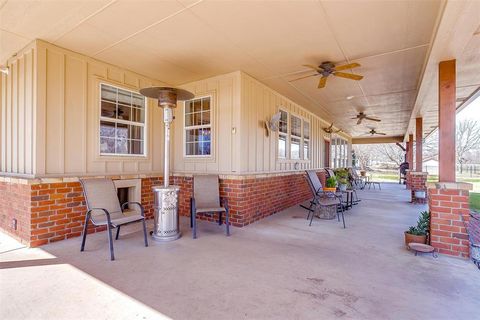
[409,172,428,204]
[428,182,472,258]
[407,134,414,169]
[405,170,411,190]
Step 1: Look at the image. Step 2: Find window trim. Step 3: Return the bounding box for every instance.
[98,82,147,158]
[183,95,213,158]
[290,114,302,160]
[277,108,311,163]
[303,120,310,160]
[278,108,289,159]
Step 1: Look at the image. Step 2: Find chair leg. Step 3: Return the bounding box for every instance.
[190,200,193,228]
[340,205,346,229]
[225,209,230,236]
[107,223,115,261]
[218,211,223,226]
[142,219,148,247]
[309,207,316,226]
[192,210,197,239]
[80,212,90,252]
[115,225,121,240]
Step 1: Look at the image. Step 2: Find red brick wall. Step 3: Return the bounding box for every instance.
[1,170,326,246]
[0,181,31,244]
[409,172,428,204]
[29,182,106,247]
[429,188,470,258]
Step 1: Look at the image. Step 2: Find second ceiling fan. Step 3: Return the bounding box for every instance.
[351,112,381,125]
[293,61,363,88]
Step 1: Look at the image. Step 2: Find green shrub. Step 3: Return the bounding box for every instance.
[326,176,337,188]
[334,168,349,186]
[406,210,430,236]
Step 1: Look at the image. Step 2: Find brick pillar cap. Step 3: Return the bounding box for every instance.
[428,181,473,190]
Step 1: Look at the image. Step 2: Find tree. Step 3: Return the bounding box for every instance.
[353,145,374,170]
[377,144,405,166]
[456,119,480,172]
[423,119,480,171]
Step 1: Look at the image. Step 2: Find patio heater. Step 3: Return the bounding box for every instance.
[139,86,194,242]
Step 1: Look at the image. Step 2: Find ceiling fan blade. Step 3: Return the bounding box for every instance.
[357,118,362,125]
[376,132,387,135]
[333,72,364,81]
[303,64,323,73]
[333,62,360,71]
[318,76,327,88]
[289,73,319,82]
[365,116,381,122]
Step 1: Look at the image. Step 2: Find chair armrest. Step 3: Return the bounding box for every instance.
[87,208,112,224]
[121,201,145,217]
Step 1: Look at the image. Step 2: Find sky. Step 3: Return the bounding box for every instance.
[457,94,480,121]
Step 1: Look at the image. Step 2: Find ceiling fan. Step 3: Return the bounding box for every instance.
[365,128,386,136]
[322,123,342,134]
[290,61,363,88]
[351,112,381,125]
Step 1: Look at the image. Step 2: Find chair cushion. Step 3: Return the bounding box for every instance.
[91,210,144,226]
[196,207,226,213]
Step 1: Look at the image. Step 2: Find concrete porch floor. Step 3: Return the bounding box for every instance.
[1,183,479,320]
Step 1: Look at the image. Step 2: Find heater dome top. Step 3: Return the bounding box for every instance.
[139,86,194,101]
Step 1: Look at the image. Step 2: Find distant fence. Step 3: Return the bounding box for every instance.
[424,164,480,177]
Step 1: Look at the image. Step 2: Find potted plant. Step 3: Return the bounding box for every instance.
[324,176,337,193]
[404,210,430,247]
[334,168,349,192]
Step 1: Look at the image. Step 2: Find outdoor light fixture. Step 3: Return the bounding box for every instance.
[139,86,194,242]
[346,95,354,100]
[0,66,9,75]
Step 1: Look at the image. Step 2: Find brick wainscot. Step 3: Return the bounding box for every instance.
[428,182,472,258]
[0,171,327,247]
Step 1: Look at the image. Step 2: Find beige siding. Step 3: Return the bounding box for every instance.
[173,71,241,174]
[239,72,351,173]
[0,42,36,176]
[33,40,167,177]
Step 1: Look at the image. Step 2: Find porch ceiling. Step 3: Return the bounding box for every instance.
[0,0,453,138]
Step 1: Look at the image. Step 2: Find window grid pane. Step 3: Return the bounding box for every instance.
[184,97,212,156]
[100,84,145,156]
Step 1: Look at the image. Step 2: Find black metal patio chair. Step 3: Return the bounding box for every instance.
[80,178,148,261]
[301,170,345,228]
[190,175,230,239]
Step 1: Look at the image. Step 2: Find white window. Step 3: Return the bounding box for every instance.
[99,84,146,156]
[290,115,302,160]
[303,121,310,160]
[331,136,348,168]
[184,96,211,157]
[278,110,288,158]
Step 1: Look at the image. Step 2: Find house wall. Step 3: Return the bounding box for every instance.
[1,40,169,178]
[0,42,36,177]
[173,72,242,174]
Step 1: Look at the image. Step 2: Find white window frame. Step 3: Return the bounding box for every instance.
[290,114,302,160]
[183,95,213,158]
[303,120,310,160]
[277,109,310,162]
[98,83,147,157]
[278,109,289,159]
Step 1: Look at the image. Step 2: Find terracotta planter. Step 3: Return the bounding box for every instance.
[323,187,337,193]
[360,171,366,176]
[404,232,426,247]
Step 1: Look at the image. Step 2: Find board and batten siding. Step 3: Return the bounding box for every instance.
[173,71,242,174]
[0,42,36,177]
[173,71,352,175]
[239,72,351,173]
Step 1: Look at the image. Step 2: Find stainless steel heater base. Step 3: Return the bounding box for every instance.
[151,185,181,242]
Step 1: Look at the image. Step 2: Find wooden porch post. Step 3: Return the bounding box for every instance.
[407,134,414,168]
[415,117,423,172]
[438,60,456,182]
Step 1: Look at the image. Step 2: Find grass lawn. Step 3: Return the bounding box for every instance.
[470,193,480,212]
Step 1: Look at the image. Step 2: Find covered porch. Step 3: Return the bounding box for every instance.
[1,183,479,319]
